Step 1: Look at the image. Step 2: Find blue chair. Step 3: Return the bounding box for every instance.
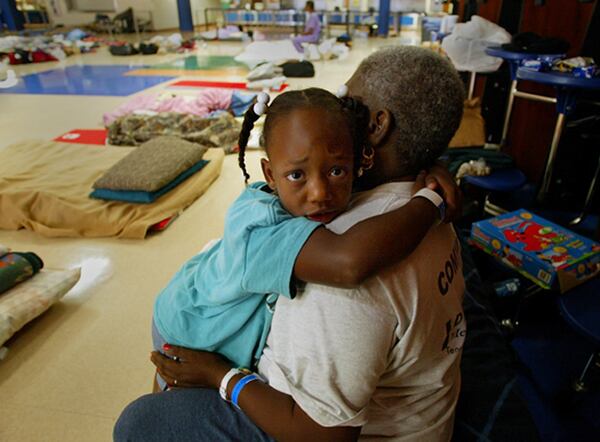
[556,277,600,392]
[485,46,566,147]
[464,168,527,193]
[257,12,271,24]
[463,168,528,216]
[515,67,600,207]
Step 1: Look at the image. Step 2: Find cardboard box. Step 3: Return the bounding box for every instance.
[471,210,600,292]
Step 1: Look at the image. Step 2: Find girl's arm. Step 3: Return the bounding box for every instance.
[152,347,361,442]
[293,164,462,289]
[294,195,439,288]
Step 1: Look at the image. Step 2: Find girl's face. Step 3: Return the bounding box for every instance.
[261,107,354,224]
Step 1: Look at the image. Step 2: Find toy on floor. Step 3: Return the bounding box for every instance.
[456,158,491,179]
[471,210,600,292]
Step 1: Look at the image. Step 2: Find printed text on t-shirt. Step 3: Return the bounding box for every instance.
[438,237,461,296]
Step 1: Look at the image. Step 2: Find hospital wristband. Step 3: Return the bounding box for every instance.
[219,368,242,401]
[231,374,262,409]
[412,188,446,222]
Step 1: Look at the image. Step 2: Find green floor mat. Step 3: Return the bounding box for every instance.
[150,55,247,71]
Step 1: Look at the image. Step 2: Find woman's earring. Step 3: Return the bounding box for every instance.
[357,146,375,177]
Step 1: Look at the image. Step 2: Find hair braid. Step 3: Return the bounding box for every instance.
[237,103,262,185]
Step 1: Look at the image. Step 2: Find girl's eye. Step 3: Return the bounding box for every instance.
[330,167,347,177]
[286,171,304,182]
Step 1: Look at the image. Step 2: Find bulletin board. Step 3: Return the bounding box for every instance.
[70,0,116,12]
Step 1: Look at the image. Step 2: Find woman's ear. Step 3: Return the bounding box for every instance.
[261,158,277,191]
[367,109,393,148]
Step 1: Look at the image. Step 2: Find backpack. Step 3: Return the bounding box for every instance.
[139,43,159,55]
[279,60,315,78]
[109,43,139,56]
[8,49,31,65]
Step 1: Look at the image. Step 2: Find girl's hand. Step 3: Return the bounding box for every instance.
[150,345,231,389]
[423,162,462,223]
[411,170,428,194]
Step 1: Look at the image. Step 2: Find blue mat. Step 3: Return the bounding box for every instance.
[0,65,174,96]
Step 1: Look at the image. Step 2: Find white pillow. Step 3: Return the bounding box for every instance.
[0,268,81,347]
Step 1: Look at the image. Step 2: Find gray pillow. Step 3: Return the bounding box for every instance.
[93,136,208,192]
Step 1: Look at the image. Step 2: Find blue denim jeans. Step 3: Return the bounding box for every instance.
[114,388,275,442]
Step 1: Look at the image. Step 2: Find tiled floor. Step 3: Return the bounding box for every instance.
[0,34,398,441]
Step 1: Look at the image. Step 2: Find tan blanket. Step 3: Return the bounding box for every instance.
[0,141,224,239]
[449,98,486,148]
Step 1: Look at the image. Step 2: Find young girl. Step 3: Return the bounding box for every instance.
[152,88,443,389]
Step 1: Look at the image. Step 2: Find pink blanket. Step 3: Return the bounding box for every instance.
[103,89,233,126]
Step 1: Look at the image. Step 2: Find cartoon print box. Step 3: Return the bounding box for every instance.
[470,210,600,292]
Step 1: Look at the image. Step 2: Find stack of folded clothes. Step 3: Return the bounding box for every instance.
[90,136,209,203]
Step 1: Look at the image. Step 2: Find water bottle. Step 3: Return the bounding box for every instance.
[493,278,521,297]
[0,252,44,294]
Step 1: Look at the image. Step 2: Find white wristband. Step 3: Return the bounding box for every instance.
[412,188,445,221]
[219,368,241,401]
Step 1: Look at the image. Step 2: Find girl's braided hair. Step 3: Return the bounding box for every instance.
[237,87,370,184]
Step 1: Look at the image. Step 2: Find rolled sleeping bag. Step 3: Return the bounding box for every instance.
[0,252,44,295]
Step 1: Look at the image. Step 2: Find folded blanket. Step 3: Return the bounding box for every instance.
[93,136,208,193]
[91,159,208,203]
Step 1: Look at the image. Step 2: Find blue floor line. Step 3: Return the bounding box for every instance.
[0,65,175,96]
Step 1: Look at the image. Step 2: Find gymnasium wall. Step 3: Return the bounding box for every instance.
[43,0,221,29]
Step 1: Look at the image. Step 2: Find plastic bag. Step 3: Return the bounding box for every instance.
[441,15,511,73]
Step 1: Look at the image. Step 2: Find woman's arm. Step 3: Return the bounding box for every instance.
[152,347,361,442]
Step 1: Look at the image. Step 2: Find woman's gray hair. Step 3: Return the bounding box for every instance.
[354,46,464,174]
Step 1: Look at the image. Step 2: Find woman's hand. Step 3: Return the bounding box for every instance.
[150,345,231,389]
[423,162,462,223]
